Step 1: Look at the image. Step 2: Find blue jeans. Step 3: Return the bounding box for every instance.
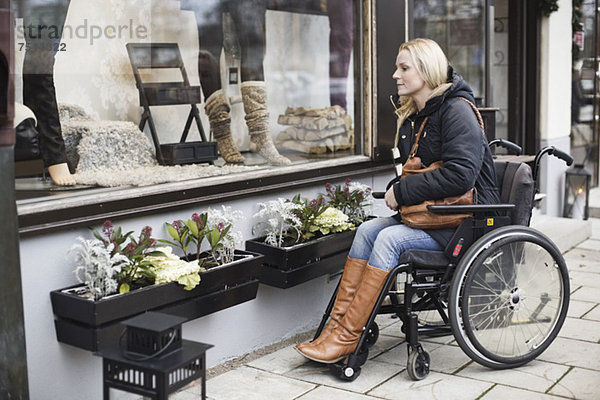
[348,217,443,271]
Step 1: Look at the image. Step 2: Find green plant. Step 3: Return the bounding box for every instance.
[323,178,373,224]
[162,207,243,268]
[253,198,302,247]
[253,193,356,247]
[92,221,163,293]
[70,238,130,300]
[290,194,330,243]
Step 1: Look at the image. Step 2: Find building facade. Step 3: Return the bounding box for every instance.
[0,0,578,398]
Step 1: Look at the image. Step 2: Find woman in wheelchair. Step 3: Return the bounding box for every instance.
[295,38,501,364]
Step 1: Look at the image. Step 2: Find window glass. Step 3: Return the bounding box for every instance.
[11,0,363,203]
[412,0,486,103]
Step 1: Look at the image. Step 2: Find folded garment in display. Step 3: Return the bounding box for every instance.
[58,104,260,187]
[275,105,354,154]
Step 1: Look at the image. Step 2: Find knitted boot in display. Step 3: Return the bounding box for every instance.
[204,90,245,163]
[240,81,291,165]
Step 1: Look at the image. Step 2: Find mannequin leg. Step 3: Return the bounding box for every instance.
[327,0,354,110]
[204,89,244,163]
[22,1,74,185]
[241,81,290,165]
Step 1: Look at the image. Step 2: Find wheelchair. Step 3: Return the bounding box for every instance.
[314,139,573,381]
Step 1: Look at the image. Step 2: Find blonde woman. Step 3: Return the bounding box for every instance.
[296,38,499,363]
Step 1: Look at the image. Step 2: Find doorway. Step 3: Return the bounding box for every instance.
[572,0,600,186]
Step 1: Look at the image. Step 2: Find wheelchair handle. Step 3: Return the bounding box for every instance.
[373,191,385,199]
[548,147,574,166]
[533,146,574,183]
[489,139,522,155]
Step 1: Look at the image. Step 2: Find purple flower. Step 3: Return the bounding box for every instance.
[192,213,205,229]
[141,226,152,240]
[102,220,114,237]
[217,222,226,232]
[124,242,137,256]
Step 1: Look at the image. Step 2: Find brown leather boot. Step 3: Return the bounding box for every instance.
[295,257,367,356]
[298,265,389,363]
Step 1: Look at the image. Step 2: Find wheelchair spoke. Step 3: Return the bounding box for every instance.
[457,232,569,363]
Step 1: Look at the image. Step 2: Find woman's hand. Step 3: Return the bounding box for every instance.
[384,186,399,211]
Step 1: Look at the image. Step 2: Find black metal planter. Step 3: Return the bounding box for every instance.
[50,250,263,352]
[245,230,356,289]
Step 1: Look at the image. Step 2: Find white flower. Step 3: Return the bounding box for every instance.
[70,237,130,300]
[253,199,302,247]
[144,247,202,290]
[312,207,355,234]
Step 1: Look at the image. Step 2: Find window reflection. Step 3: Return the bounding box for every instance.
[413,0,486,103]
[11,0,360,200]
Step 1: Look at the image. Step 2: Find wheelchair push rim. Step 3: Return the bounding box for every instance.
[449,226,570,368]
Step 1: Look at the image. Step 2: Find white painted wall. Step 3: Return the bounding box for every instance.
[20,171,395,400]
[538,0,573,216]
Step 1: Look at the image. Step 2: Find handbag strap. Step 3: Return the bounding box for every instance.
[408,116,429,158]
[458,97,485,135]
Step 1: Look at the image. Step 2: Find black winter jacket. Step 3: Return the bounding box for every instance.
[391,68,500,247]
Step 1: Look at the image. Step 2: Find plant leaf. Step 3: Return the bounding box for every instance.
[119,283,130,294]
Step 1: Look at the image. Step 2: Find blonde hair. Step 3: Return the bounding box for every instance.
[393,38,449,127]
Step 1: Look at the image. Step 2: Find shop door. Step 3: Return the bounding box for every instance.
[572,0,600,186]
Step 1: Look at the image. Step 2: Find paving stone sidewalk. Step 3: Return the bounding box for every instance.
[169,219,600,400]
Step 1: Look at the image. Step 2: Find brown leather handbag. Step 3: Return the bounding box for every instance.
[399,98,484,229]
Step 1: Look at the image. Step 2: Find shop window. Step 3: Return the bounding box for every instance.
[10,0,371,221]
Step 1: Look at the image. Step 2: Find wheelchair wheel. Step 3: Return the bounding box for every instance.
[407,348,430,380]
[363,322,379,348]
[449,226,569,369]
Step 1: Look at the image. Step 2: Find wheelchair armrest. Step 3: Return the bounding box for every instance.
[427,204,515,213]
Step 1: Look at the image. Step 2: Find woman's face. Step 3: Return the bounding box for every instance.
[392,49,428,99]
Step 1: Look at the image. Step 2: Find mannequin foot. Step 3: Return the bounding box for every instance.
[48,163,75,186]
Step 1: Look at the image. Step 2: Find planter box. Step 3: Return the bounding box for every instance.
[50,250,263,352]
[246,230,356,288]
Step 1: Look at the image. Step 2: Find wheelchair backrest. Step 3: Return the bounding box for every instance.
[494,160,535,226]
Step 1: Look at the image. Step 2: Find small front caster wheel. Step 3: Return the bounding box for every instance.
[407,349,430,380]
[364,322,379,348]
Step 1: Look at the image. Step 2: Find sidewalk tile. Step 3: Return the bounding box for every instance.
[563,248,600,263]
[247,346,311,375]
[286,359,400,394]
[548,367,600,399]
[569,270,600,290]
[480,385,564,400]
[582,304,600,321]
[457,360,569,393]
[567,300,597,318]
[205,367,315,400]
[574,239,600,251]
[538,337,600,371]
[558,317,600,342]
[427,344,472,374]
[368,334,404,360]
[296,386,380,400]
[368,371,492,400]
[570,286,600,303]
[379,323,405,339]
[372,341,443,367]
[375,314,402,330]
